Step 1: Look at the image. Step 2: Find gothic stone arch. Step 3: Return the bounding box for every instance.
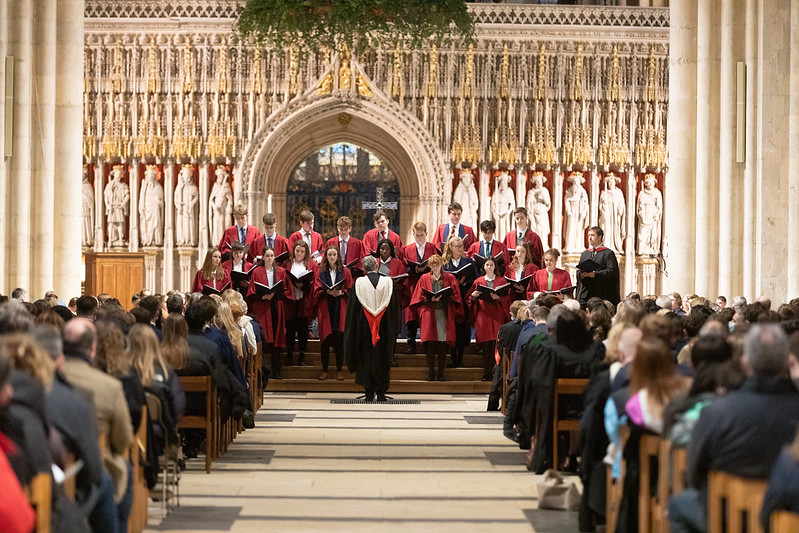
[238,93,450,242]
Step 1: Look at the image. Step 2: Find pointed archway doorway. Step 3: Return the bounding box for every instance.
[286,143,400,242]
[237,95,450,243]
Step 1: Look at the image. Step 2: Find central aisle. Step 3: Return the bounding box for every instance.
[148,393,580,532]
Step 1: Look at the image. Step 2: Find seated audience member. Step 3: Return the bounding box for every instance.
[625,337,691,434]
[668,324,799,533]
[138,295,163,340]
[0,354,35,533]
[760,428,799,531]
[60,317,134,532]
[166,293,185,316]
[75,294,98,319]
[34,324,107,523]
[517,306,604,472]
[511,301,548,380]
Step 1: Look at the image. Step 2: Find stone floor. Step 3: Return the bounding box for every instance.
[146,392,580,533]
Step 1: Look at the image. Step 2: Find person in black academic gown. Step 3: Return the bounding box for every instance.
[343,256,399,401]
[575,226,620,307]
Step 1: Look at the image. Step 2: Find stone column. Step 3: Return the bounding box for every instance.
[589,167,599,227]
[551,168,563,252]
[129,160,140,252]
[142,247,159,292]
[93,161,104,251]
[198,162,209,262]
[514,166,524,209]
[479,167,489,224]
[789,1,799,298]
[163,162,175,290]
[177,247,195,292]
[665,0,698,296]
[625,168,637,294]
[399,194,418,244]
[32,0,56,294]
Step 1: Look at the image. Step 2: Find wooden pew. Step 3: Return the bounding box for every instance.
[638,434,664,533]
[551,378,588,470]
[177,375,217,473]
[708,470,768,533]
[771,510,799,533]
[128,404,149,533]
[606,425,629,533]
[501,349,512,414]
[62,452,77,501]
[254,341,263,410]
[25,472,52,533]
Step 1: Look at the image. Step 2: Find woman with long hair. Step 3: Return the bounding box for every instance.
[285,239,319,367]
[507,241,538,299]
[191,249,231,294]
[468,257,511,380]
[161,314,190,372]
[626,337,691,434]
[314,245,353,380]
[409,254,463,381]
[213,299,245,365]
[247,247,294,380]
[442,236,475,368]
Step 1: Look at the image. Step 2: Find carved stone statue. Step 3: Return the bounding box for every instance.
[208,166,233,243]
[138,165,164,246]
[82,166,94,247]
[175,165,199,246]
[339,57,352,90]
[490,171,516,239]
[637,173,663,255]
[598,173,626,253]
[526,172,551,245]
[563,172,589,253]
[103,165,130,247]
[452,169,479,231]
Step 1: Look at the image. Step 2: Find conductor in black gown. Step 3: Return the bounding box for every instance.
[344,255,399,401]
[575,226,620,307]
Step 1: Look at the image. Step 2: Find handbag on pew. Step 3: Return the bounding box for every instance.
[536,469,582,511]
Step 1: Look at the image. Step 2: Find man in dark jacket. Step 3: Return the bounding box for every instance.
[669,324,799,533]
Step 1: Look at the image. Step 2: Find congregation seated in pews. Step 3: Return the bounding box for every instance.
[498,290,799,533]
[0,285,264,532]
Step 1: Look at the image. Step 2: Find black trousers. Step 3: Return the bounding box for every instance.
[321,331,344,372]
[478,340,497,378]
[424,341,448,377]
[450,320,471,366]
[286,316,309,355]
[406,320,419,345]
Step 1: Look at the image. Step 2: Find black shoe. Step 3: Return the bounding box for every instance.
[481,374,491,382]
[503,428,521,443]
[274,373,282,380]
[376,394,387,402]
[286,354,294,366]
[391,359,399,367]
[437,373,445,381]
[364,394,375,402]
[406,344,416,354]
[427,371,435,382]
[298,353,307,366]
[242,410,255,429]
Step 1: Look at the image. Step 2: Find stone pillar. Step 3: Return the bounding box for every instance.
[177,247,195,293]
[589,167,599,227]
[665,0,698,296]
[142,247,159,292]
[551,168,563,252]
[129,160,140,252]
[625,168,637,294]
[479,167,489,224]
[163,162,175,290]
[93,161,104,251]
[198,162,209,262]
[514,166,524,209]
[399,194,418,244]
[789,1,799,298]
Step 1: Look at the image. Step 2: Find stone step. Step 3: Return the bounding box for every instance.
[277,366,488,380]
[281,353,486,367]
[266,378,492,394]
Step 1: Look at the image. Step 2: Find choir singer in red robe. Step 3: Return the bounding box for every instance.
[192,249,231,294]
[531,249,574,299]
[401,222,438,353]
[506,241,539,300]
[285,240,319,366]
[409,255,463,381]
[247,248,294,380]
[314,246,353,381]
[468,257,511,381]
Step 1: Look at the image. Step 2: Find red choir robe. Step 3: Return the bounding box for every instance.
[531,267,574,295]
[432,223,477,250]
[218,224,261,257]
[313,267,353,342]
[191,269,231,294]
[288,230,325,259]
[247,233,291,265]
[379,256,410,308]
[325,236,367,276]
[400,242,439,323]
[362,228,404,259]
[285,259,319,320]
[222,259,254,292]
[467,276,511,343]
[506,262,539,300]
[247,265,294,348]
[502,228,545,269]
[466,239,510,275]
[409,272,464,346]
